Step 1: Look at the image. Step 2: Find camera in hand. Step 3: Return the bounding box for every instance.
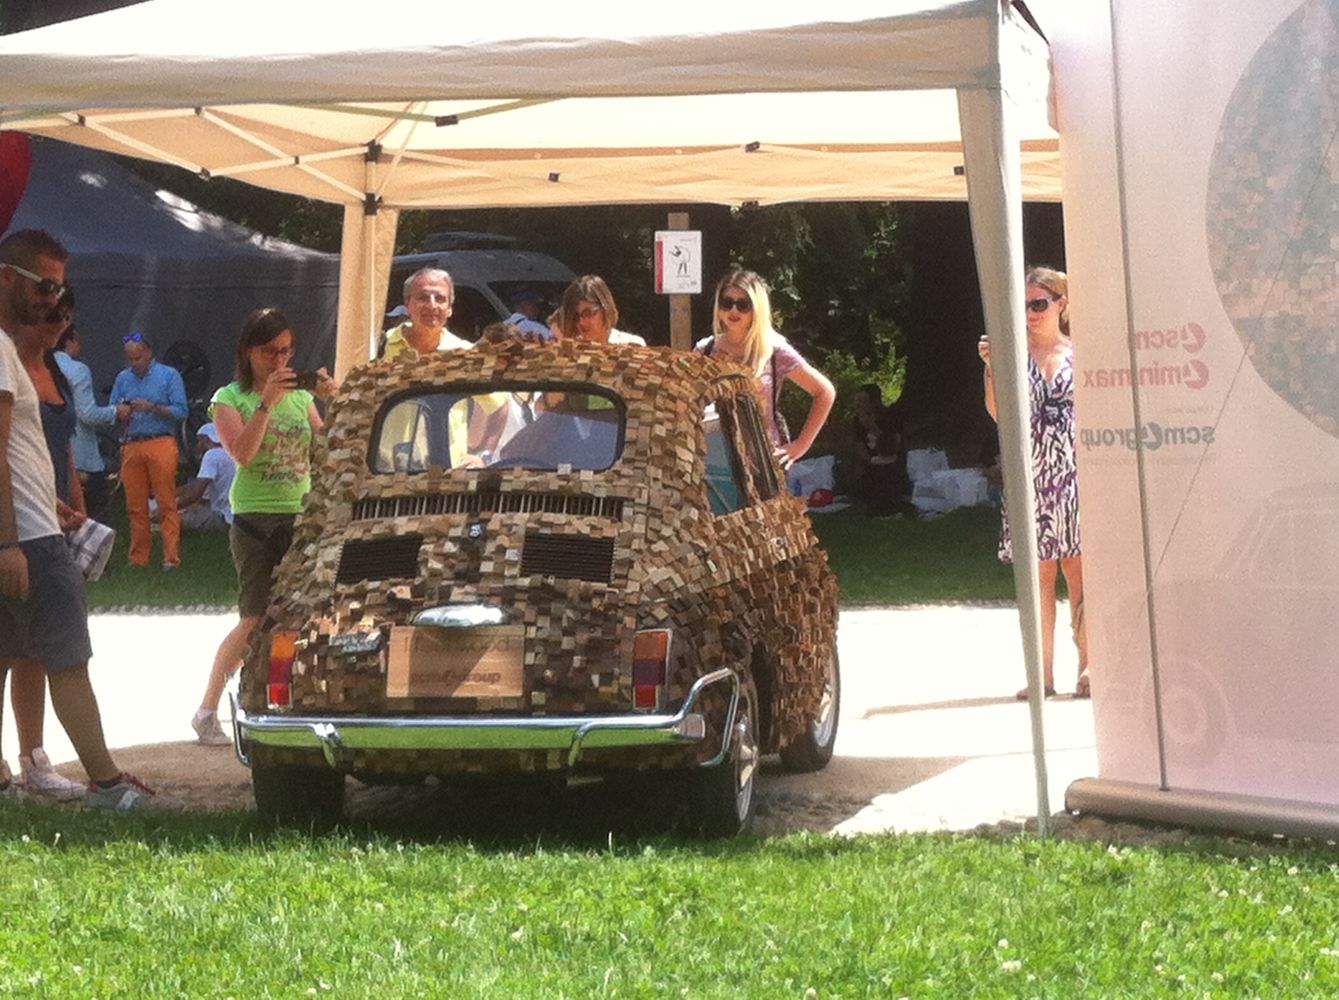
[291,370,320,391]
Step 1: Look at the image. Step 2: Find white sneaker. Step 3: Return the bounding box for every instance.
[18,747,84,802]
[192,709,232,747]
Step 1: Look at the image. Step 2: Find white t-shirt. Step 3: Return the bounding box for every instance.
[198,446,236,524]
[0,329,59,540]
[607,329,647,346]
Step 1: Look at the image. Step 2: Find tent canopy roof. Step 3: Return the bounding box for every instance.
[0,0,1059,208]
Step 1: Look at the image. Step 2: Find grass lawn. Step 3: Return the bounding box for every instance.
[811,506,1016,606]
[85,495,1018,610]
[0,805,1336,998]
[84,494,236,611]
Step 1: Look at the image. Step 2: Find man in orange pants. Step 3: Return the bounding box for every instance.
[110,333,187,569]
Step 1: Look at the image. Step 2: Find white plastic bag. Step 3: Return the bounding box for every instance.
[905,448,948,483]
[912,468,990,515]
[785,454,835,498]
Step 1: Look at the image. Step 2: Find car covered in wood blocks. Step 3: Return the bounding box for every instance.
[232,340,840,834]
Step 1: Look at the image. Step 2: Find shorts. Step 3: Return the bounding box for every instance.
[0,535,93,671]
[229,513,296,618]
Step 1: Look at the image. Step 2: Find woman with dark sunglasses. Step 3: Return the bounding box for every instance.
[694,268,835,469]
[979,266,1089,700]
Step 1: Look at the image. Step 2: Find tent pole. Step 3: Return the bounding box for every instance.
[958,83,1051,837]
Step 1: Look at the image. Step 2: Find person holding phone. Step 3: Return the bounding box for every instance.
[190,307,334,745]
[979,266,1088,700]
[110,331,187,569]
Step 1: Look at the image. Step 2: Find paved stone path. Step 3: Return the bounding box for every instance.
[5,606,1096,834]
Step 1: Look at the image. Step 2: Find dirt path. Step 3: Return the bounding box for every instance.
[19,607,1098,836]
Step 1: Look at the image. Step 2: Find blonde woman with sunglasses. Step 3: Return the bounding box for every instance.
[694,268,835,469]
[979,266,1089,700]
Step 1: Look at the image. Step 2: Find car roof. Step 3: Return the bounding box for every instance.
[341,341,754,410]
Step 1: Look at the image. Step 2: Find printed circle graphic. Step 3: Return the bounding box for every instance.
[1206,0,1339,438]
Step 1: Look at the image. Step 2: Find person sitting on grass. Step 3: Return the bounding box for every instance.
[176,422,234,532]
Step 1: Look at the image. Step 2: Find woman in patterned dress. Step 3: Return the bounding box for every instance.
[979,267,1089,699]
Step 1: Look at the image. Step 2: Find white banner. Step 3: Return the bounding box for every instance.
[1056,0,1339,804]
[654,231,702,294]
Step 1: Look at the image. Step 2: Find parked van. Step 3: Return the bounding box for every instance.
[386,232,575,340]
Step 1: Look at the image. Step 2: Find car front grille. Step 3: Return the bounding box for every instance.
[520,532,616,583]
[336,534,424,584]
[352,492,625,522]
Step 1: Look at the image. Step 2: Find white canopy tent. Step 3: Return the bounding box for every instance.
[0,0,1064,829]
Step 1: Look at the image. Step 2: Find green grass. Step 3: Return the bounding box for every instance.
[0,805,1336,997]
[83,499,1017,611]
[812,506,1016,606]
[83,493,237,610]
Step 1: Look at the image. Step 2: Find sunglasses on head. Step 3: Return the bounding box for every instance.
[2,262,66,299]
[123,332,145,344]
[1026,296,1057,313]
[718,294,753,313]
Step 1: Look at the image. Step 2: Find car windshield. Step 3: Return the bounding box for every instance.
[488,281,569,320]
[371,386,624,473]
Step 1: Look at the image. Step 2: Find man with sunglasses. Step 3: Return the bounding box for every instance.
[0,228,169,809]
[110,330,188,570]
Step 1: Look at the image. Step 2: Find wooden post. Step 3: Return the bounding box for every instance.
[667,211,692,351]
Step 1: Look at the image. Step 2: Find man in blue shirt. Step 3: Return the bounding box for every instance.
[110,333,187,569]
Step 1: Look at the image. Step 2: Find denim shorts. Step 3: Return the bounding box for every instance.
[0,534,93,671]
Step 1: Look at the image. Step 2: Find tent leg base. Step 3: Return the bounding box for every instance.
[1066,778,1339,841]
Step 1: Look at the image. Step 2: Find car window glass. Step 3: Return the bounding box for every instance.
[703,402,746,515]
[449,286,498,341]
[488,281,569,321]
[372,387,623,473]
[735,394,780,500]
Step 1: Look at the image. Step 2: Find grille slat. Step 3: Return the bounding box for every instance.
[336,534,424,584]
[520,532,615,583]
[352,492,625,522]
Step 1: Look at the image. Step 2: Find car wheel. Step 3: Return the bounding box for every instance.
[689,675,759,838]
[779,647,840,773]
[252,763,346,831]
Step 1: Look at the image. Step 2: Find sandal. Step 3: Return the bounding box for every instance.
[1074,672,1091,699]
[1016,685,1057,701]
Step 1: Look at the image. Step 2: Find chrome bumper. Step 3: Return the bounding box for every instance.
[230,667,739,771]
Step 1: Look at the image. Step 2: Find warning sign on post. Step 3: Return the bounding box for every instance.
[654,230,702,294]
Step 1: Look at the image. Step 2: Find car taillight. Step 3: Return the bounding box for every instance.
[632,629,671,710]
[268,631,298,709]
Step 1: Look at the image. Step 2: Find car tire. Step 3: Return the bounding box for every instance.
[252,763,346,831]
[688,674,759,838]
[779,647,840,773]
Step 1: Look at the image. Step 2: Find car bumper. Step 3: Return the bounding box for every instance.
[231,667,739,770]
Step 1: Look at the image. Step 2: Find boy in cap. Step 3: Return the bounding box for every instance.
[176,422,235,532]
